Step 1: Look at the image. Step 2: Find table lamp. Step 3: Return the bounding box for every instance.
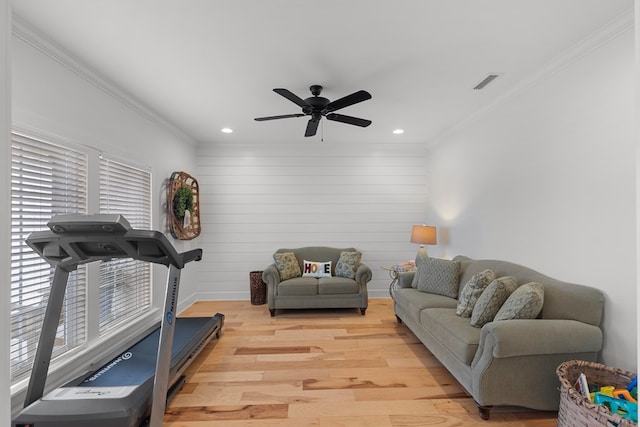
[410,225,437,258]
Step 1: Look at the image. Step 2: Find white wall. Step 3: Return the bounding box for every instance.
[192,141,429,303]
[2,1,11,424]
[426,27,636,371]
[9,24,199,410]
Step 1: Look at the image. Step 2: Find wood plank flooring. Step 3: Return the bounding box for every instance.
[166,299,558,426]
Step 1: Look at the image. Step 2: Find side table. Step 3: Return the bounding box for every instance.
[382,263,416,299]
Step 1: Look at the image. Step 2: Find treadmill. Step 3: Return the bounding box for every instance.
[12,214,224,427]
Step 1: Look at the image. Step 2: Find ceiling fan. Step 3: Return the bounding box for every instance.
[254,85,372,137]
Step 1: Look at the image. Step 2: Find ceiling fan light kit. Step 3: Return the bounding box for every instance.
[255,85,372,137]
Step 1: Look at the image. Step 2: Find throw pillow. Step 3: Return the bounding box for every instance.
[470,276,518,327]
[415,257,461,298]
[273,252,301,280]
[455,269,496,317]
[494,282,544,321]
[302,260,332,278]
[335,251,362,279]
[411,253,427,288]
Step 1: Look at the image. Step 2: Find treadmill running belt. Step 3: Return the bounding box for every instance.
[76,317,213,388]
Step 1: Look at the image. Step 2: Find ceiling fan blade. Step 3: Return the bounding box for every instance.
[326,113,372,127]
[305,118,320,137]
[254,113,306,121]
[273,88,309,108]
[325,90,371,112]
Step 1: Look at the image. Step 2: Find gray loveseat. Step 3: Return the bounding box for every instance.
[263,247,372,316]
[393,255,604,419]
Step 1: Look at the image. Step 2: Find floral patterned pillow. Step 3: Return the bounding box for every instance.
[273,252,301,280]
[470,276,518,327]
[456,269,495,317]
[335,251,362,279]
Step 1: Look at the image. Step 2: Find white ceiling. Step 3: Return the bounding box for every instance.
[11,0,634,146]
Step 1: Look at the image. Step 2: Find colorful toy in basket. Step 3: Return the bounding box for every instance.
[593,393,638,422]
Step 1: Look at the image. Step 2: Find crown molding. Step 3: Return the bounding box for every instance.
[427,8,635,148]
[11,14,198,146]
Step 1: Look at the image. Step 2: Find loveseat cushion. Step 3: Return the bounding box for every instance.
[420,308,481,365]
[318,277,359,294]
[414,257,461,298]
[277,277,318,296]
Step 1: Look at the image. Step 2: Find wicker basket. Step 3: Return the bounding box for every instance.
[556,360,637,427]
[250,271,266,305]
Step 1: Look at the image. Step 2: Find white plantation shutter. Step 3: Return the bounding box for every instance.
[98,157,152,333]
[10,133,88,382]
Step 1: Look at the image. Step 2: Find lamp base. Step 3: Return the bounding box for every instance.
[416,245,428,259]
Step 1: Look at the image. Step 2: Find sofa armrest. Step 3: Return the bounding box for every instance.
[475,319,603,360]
[355,263,372,286]
[397,271,415,288]
[262,264,281,286]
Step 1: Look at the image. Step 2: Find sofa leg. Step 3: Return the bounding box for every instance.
[360,308,367,315]
[395,315,403,324]
[476,403,492,420]
[269,309,275,317]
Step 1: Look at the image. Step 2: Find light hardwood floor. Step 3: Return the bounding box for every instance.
[167,299,558,426]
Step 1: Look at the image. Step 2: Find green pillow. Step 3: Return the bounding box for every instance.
[494,282,544,321]
[470,276,518,327]
[415,257,461,298]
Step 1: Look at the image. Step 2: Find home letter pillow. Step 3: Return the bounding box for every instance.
[415,257,461,298]
[302,260,332,278]
[456,269,495,317]
[335,251,362,279]
[470,276,518,327]
[494,282,544,321]
[273,252,301,280]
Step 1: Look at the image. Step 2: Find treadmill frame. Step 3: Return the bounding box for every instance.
[15,214,206,427]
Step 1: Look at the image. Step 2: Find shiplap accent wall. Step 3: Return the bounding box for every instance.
[193,141,428,301]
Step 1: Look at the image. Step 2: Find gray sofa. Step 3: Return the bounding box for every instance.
[262,247,372,316]
[393,255,604,420]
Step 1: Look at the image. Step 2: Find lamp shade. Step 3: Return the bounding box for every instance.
[410,225,437,245]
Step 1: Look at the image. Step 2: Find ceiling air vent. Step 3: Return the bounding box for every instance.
[473,73,502,90]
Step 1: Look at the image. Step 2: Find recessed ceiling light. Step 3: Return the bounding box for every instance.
[221,128,233,133]
[393,129,404,134]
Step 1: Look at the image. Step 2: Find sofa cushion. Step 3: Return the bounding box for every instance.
[302,260,332,278]
[393,288,457,321]
[335,251,362,279]
[420,308,481,365]
[273,252,302,280]
[456,269,495,317]
[318,277,359,294]
[494,282,544,321]
[277,277,318,296]
[415,257,461,298]
[470,276,518,327]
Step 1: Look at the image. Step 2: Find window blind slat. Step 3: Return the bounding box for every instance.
[10,133,88,382]
[99,157,151,334]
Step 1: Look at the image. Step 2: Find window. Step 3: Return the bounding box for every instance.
[10,133,154,384]
[98,156,152,334]
[10,134,88,382]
